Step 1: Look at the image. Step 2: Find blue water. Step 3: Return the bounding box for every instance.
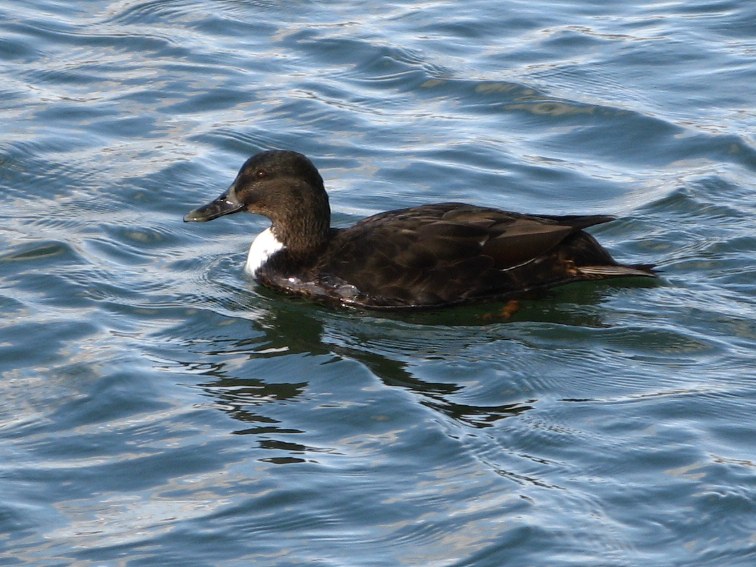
[2,1,755,565]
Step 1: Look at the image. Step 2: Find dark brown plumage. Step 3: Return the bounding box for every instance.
[184,150,655,309]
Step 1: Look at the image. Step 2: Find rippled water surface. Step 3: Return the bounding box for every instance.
[2,1,755,565]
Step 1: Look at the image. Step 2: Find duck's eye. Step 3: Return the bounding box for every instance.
[255,169,268,179]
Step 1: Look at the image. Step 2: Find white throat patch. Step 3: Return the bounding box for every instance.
[245,227,285,276]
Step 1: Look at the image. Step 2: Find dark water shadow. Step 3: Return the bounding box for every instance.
[185,280,644,453]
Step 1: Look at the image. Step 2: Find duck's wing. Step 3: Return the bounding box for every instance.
[333,203,615,268]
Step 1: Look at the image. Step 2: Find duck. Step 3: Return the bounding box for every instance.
[184,150,655,309]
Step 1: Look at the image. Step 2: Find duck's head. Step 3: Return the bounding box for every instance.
[184,150,331,247]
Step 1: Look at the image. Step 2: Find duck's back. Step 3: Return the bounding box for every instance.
[301,203,650,309]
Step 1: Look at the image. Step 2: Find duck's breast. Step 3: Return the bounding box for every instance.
[245,227,285,276]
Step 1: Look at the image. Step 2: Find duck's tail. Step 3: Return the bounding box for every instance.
[578,264,657,279]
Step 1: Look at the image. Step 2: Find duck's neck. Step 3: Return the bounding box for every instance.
[270,189,332,256]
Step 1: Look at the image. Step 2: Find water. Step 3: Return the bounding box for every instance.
[2,1,755,565]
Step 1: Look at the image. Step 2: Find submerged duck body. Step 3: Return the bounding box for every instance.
[184,150,655,309]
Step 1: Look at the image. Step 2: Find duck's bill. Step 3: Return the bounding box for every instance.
[184,190,243,222]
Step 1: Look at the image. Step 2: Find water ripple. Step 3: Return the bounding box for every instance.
[2,0,755,565]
